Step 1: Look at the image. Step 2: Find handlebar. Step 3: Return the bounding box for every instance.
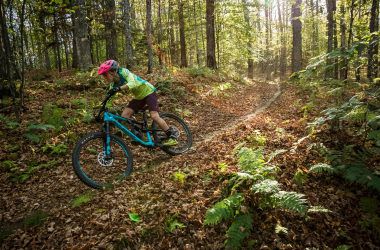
[94,91,116,122]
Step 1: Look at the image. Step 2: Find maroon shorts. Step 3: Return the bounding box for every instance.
[127,92,159,112]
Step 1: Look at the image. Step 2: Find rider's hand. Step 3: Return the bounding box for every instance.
[108,86,121,95]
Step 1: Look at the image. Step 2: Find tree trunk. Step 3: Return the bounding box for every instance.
[168,0,176,65]
[355,0,363,81]
[178,0,187,67]
[53,14,62,72]
[124,0,134,68]
[325,0,336,79]
[73,0,92,70]
[339,2,348,80]
[367,0,379,81]
[19,0,26,116]
[157,0,163,66]
[291,0,302,73]
[242,0,254,79]
[193,0,201,66]
[277,0,286,77]
[104,0,118,60]
[206,0,216,69]
[39,15,51,70]
[146,0,153,73]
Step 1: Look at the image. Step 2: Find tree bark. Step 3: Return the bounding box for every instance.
[206,0,216,69]
[73,0,92,70]
[277,0,287,77]
[104,0,117,60]
[178,0,187,67]
[325,0,336,79]
[146,0,153,73]
[291,0,302,73]
[19,0,26,116]
[242,0,254,79]
[193,0,201,66]
[339,2,348,80]
[367,0,379,81]
[124,0,134,68]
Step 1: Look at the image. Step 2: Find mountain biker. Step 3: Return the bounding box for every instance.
[97,59,178,146]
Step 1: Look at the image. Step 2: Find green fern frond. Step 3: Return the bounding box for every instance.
[308,206,331,213]
[251,179,281,194]
[225,213,253,250]
[237,147,265,172]
[335,245,352,250]
[343,165,380,192]
[204,194,244,225]
[309,163,337,174]
[275,223,288,235]
[271,191,308,214]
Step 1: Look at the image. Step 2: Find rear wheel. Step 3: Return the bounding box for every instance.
[152,113,192,155]
[72,132,133,189]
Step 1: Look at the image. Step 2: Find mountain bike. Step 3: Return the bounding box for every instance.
[72,90,192,189]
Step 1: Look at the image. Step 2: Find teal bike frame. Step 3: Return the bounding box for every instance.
[97,92,159,157]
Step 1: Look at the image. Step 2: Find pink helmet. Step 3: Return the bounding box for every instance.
[98,59,119,75]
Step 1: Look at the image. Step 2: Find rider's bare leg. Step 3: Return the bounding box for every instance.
[150,111,169,131]
[121,107,134,118]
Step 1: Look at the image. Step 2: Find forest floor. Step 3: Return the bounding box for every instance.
[0,70,379,249]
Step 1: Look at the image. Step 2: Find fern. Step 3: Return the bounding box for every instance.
[251,179,281,194]
[308,206,331,213]
[343,165,380,192]
[309,163,337,174]
[271,191,308,214]
[225,213,253,250]
[204,193,243,225]
[237,147,265,172]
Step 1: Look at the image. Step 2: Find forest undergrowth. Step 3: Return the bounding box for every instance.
[0,69,379,249]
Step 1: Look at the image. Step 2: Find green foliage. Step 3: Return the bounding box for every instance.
[251,179,281,194]
[128,213,141,223]
[225,214,253,249]
[309,163,337,174]
[204,193,243,225]
[293,169,308,186]
[4,160,58,183]
[217,162,229,172]
[42,143,67,155]
[24,123,55,144]
[71,193,93,207]
[71,98,88,109]
[246,130,266,147]
[165,216,186,233]
[186,67,214,78]
[211,82,232,96]
[172,171,187,185]
[359,197,380,235]
[237,147,266,174]
[0,114,19,129]
[335,245,352,250]
[1,160,17,172]
[23,210,48,227]
[41,103,65,130]
[271,191,308,214]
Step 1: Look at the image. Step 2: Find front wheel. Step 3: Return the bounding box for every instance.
[152,113,193,155]
[72,132,133,189]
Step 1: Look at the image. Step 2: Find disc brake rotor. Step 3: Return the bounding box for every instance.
[97,152,114,167]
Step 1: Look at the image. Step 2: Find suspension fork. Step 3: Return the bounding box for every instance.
[103,122,112,158]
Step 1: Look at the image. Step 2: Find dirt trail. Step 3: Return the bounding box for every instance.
[196,80,281,148]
